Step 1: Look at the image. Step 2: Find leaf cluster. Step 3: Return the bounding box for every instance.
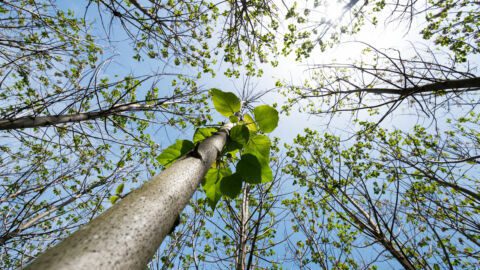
[156,89,279,209]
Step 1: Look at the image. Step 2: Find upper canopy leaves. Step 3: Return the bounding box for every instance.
[156,89,276,209]
[220,173,243,198]
[236,154,263,184]
[243,134,271,165]
[239,134,273,183]
[243,113,258,133]
[230,124,250,146]
[210,88,241,117]
[253,105,279,133]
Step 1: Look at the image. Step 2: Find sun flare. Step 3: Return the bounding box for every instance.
[325,1,346,22]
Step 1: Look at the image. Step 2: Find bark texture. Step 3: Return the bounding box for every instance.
[308,77,480,96]
[0,102,167,130]
[359,77,480,95]
[25,126,230,270]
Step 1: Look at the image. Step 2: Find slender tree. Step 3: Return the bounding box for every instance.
[25,123,231,269]
[23,88,280,269]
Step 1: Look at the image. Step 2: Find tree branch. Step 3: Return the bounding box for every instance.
[0,101,172,130]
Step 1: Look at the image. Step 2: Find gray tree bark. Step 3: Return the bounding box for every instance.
[323,77,480,96]
[25,125,231,270]
[0,102,169,130]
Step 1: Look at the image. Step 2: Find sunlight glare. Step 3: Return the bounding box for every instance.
[325,1,345,22]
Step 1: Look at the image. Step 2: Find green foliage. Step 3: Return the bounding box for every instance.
[229,124,250,146]
[109,183,126,205]
[421,1,479,62]
[243,134,271,165]
[253,105,279,133]
[229,115,239,123]
[0,0,225,264]
[156,89,279,209]
[209,88,241,117]
[219,173,242,198]
[202,167,232,209]
[158,160,283,269]
[243,113,258,132]
[236,154,263,184]
[241,134,273,183]
[203,91,278,208]
[109,195,120,205]
[280,0,480,63]
[115,183,125,195]
[156,140,195,168]
[193,128,217,143]
[6,0,477,268]
[283,114,480,269]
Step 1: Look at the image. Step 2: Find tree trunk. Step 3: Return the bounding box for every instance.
[236,185,250,270]
[25,125,231,270]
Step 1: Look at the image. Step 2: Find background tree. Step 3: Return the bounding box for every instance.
[0,1,206,266]
[281,0,480,124]
[278,1,479,269]
[282,44,480,124]
[284,113,479,269]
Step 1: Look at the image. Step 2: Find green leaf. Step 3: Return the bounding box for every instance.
[229,115,239,123]
[117,159,125,168]
[193,127,217,143]
[236,154,273,184]
[239,134,273,183]
[220,173,243,198]
[224,139,242,152]
[109,195,120,204]
[225,149,239,162]
[157,140,194,168]
[260,165,273,183]
[244,134,271,164]
[210,88,241,116]
[230,124,250,146]
[115,183,124,195]
[243,113,257,132]
[253,105,279,133]
[202,167,232,209]
[236,154,263,184]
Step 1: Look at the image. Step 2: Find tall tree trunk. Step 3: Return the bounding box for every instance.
[25,125,231,270]
[236,185,250,270]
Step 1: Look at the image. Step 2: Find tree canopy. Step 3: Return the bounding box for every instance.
[1,0,479,269]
